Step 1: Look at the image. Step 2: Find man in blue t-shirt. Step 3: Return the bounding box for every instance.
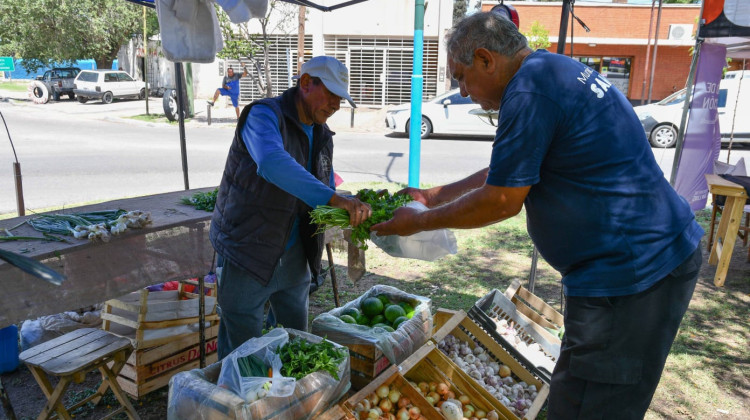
[207,66,248,118]
[372,12,702,418]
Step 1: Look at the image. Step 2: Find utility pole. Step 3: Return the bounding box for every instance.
[143,6,149,115]
[297,6,306,73]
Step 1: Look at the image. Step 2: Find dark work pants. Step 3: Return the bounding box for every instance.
[547,247,702,420]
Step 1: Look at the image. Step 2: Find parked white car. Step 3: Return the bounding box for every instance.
[634,76,750,148]
[385,89,499,139]
[73,70,147,104]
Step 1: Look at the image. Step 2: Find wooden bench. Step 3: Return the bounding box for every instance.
[19,328,140,420]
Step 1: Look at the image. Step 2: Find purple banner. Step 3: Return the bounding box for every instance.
[674,42,726,211]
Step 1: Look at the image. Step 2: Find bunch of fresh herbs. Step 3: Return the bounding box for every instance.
[275,336,347,381]
[181,188,218,212]
[310,189,413,249]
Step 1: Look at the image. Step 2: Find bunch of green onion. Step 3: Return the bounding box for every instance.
[310,189,413,250]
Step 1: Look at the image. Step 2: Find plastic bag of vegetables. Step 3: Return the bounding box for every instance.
[217,328,295,402]
[369,201,458,261]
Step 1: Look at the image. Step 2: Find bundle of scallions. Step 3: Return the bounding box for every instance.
[309,189,413,250]
[27,209,152,242]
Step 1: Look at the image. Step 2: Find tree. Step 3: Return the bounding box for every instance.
[216,0,299,98]
[0,0,153,72]
[523,21,551,51]
[453,0,468,25]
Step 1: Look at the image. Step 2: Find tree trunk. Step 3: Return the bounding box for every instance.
[95,58,114,70]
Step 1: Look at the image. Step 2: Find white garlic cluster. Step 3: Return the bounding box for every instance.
[438,335,538,418]
[492,318,556,374]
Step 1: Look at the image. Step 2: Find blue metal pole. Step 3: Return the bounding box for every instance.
[408,0,425,188]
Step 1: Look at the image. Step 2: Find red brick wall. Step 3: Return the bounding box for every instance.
[478,3,701,101]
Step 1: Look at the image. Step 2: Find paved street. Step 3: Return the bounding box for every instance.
[1,88,748,215]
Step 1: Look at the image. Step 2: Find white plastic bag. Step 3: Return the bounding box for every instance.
[370,202,458,261]
[217,329,296,402]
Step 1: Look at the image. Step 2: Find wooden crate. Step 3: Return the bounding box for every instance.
[347,342,393,391]
[431,310,549,420]
[469,280,563,381]
[115,324,219,398]
[342,365,441,419]
[101,280,218,349]
[399,342,501,419]
[167,330,350,420]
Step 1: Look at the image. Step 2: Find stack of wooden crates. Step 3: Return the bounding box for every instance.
[101,279,220,398]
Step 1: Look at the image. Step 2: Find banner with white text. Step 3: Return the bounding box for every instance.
[674,42,726,211]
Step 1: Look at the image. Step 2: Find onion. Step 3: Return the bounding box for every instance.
[379,398,393,413]
[458,395,470,406]
[389,389,402,404]
[475,409,486,418]
[398,396,411,408]
[408,406,421,419]
[436,382,450,396]
[486,411,500,420]
[376,385,390,399]
[418,382,429,394]
[498,365,511,378]
[444,390,455,400]
[396,407,410,420]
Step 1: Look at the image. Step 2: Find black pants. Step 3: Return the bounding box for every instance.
[547,247,702,420]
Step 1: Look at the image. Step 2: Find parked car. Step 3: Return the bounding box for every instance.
[73,70,147,104]
[29,67,80,103]
[385,89,499,139]
[634,77,750,148]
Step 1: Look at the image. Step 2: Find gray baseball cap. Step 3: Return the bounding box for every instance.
[293,56,356,108]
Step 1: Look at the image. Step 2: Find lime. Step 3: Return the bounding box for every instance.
[342,307,361,319]
[384,304,406,323]
[355,314,370,326]
[383,326,395,333]
[392,316,409,329]
[340,314,356,324]
[405,310,415,319]
[377,295,391,306]
[361,297,384,317]
[372,323,390,329]
[370,314,386,326]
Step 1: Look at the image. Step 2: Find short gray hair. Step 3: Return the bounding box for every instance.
[446,12,528,66]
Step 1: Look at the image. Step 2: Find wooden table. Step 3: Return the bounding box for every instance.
[705,173,747,287]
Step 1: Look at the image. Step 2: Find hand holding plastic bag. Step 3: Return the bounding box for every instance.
[370,201,458,261]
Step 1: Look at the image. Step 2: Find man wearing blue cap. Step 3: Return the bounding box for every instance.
[210,56,371,358]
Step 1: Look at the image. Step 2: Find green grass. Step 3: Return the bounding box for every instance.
[0,80,30,92]
[127,113,181,124]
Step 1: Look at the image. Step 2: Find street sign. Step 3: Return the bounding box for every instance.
[0,57,14,72]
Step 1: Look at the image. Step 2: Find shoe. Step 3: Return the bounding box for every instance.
[206,100,214,106]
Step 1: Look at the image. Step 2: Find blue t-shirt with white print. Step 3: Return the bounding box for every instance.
[486,50,702,297]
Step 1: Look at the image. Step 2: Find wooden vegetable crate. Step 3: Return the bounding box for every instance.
[431,309,549,420]
[469,279,563,383]
[102,281,219,397]
[342,364,442,420]
[400,342,500,418]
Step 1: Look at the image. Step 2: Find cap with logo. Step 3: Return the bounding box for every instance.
[293,56,356,108]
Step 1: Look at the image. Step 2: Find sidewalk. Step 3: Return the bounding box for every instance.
[1,85,390,134]
[196,97,389,133]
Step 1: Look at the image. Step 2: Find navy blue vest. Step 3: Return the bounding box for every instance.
[210,86,334,286]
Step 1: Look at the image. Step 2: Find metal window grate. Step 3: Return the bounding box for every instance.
[324,36,438,107]
[226,35,313,104]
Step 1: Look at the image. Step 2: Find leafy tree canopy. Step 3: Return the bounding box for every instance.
[523,21,551,51]
[0,0,157,72]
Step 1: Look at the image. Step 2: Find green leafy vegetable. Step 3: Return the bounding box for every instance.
[237,354,271,378]
[181,188,218,212]
[310,189,413,249]
[275,336,347,381]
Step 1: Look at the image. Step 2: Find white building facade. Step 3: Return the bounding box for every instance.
[195,0,454,108]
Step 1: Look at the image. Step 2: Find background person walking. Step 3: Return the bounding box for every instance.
[208,66,248,118]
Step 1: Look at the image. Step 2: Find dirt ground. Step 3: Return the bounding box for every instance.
[1,231,748,420]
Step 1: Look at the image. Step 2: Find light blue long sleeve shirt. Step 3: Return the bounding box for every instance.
[241,104,335,247]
